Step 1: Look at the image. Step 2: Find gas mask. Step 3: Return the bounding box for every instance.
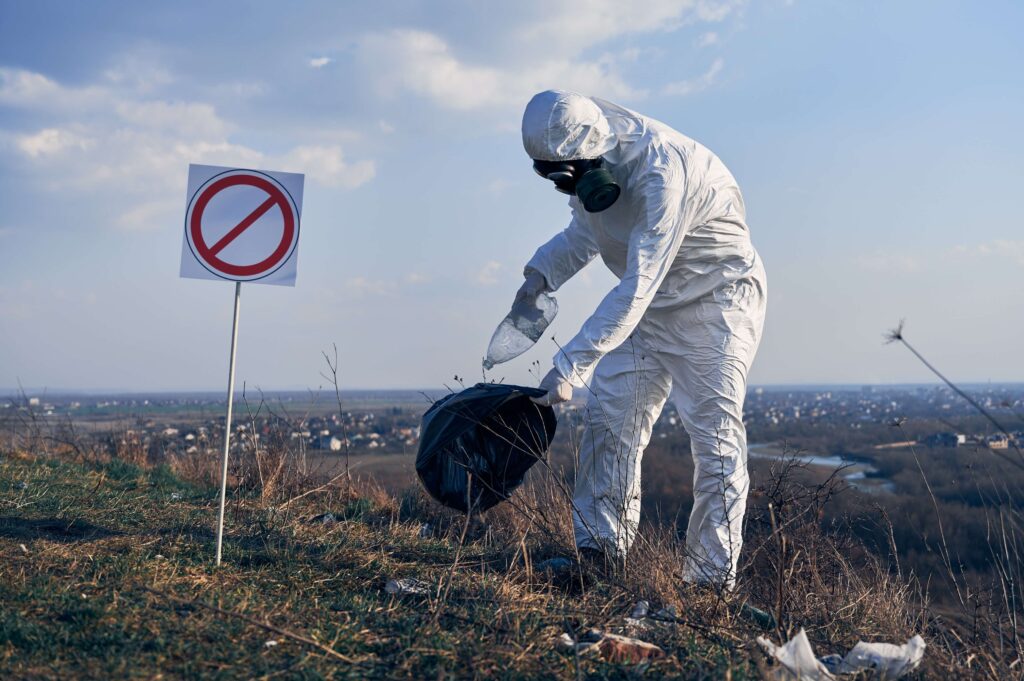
[532,157,621,213]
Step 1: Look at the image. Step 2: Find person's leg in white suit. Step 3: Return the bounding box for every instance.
[572,338,671,557]
[571,277,765,587]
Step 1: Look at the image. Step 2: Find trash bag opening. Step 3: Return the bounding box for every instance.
[416,384,557,513]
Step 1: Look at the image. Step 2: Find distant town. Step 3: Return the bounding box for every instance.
[4,384,1022,461]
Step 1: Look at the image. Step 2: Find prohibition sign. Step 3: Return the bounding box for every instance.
[185,169,300,281]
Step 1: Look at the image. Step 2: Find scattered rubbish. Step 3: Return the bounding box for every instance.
[154,554,165,560]
[418,522,433,538]
[264,639,279,648]
[535,557,574,574]
[826,636,926,677]
[651,605,678,621]
[739,601,776,629]
[308,512,338,525]
[624,600,651,632]
[483,292,558,370]
[170,492,182,501]
[385,577,430,596]
[629,600,650,619]
[758,628,925,680]
[19,544,29,554]
[416,383,557,512]
[16,481,28,490]
[558,629,665,664]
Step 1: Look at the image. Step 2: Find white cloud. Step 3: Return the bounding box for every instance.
[514,0,741,54]
[222,81,268,98]
[662,58,725,96]
[344,277,397,297]
[357,2,741,114]
[115,100,230,138]
[16,128,94,157]
[309,57,332,69]
[0,68,62,105]
[116,199,179,232]
[950,240,1024,265]
[377,119,395,134]
[405,272,430,285]
[278,145,376,189]
[476,260,503,285]
[1,67,377,230]
[0,67,104,110]
[361,29,641,112]
[103,60,175,94]
[855,240,1024,274]
[697,31,719,47]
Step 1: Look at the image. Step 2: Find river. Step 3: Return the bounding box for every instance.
[748,443,895,493]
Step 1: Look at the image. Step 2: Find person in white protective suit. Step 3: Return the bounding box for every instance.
[518,90,767,587]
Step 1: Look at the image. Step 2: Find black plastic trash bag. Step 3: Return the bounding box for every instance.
[416,383,557,513]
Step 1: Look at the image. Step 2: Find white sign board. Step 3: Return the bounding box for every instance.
[180,164,304,286]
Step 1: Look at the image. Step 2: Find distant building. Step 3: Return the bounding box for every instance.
[314,435,345,451]
[924,432,965,448]
[987,434,1010,450]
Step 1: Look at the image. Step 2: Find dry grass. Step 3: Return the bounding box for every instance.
[3,437,1011,680]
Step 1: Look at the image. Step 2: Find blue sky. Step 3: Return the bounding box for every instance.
[1,0,1022,391]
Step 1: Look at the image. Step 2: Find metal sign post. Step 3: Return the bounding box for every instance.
[179,164,304,566]
[214,281,242,566]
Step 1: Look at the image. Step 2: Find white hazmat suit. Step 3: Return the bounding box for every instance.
[521,90,767,587]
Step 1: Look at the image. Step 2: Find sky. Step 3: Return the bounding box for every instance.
[1,0,1022,392]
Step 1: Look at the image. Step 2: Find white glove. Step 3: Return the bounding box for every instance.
[514,270,548,304]
[531,367,573,406]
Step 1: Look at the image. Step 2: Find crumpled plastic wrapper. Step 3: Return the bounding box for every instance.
[757,628,925,680]
[483,293,558,370]
[557,629,665,664]
[384,578,430,596]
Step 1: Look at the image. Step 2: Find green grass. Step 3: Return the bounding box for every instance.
[1,454,777,679]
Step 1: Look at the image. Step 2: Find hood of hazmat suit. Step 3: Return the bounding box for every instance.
[521,90,768,587]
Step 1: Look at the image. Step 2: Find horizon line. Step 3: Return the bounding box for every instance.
[4,380,1024,397]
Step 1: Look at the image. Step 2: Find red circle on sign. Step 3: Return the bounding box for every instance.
[189,174,296,277]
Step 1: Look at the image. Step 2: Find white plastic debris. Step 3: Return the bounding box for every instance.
[758,628,925,680]
[385,577,430,596]
[758,629,835,680]
[829,636,926,678]
[624,600,651,632]
[170,492,182,501]
[651,605,678,621]
[483,292,558,370]
[418,522,433,538]
[629,600,650,620]
[264,640,279,648]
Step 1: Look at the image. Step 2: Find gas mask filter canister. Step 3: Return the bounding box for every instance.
[532,157,621,213]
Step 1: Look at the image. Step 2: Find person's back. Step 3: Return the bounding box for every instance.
[574,103,760,310]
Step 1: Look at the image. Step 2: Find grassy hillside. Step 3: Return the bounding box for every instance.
[0,449,999,679]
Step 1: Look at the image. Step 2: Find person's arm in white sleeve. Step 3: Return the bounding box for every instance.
[553,167,688,388]
[523,209,599,292]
